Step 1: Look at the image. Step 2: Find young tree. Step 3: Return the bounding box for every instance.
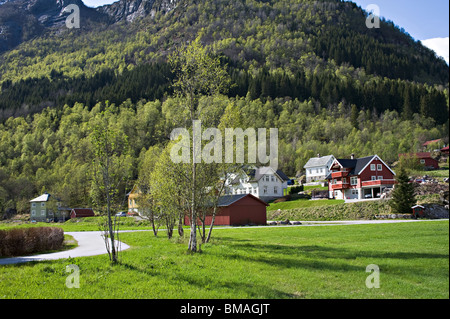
[136,146,163,236]
[90,110,130,264]
[389,167,416,215]
[168,36,231,252]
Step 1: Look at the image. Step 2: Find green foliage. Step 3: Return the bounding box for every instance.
[0,95,447,215]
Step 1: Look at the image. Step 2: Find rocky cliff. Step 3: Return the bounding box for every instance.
[96,0,179,23]
[0,0,179,53]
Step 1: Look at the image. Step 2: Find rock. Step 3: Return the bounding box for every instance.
[423,204,449,219]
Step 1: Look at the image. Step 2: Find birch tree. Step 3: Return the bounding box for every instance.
[90,110,130,263]
[168,36,231,252]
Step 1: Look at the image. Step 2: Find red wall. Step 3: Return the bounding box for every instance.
[184,195,267,226]
[358,159,395,186]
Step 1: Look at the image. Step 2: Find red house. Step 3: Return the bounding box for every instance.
[184,194,268,226]
[441,146,449,155]
[399,153,439,170]
[70,208,95,219]
[327,155,396,200]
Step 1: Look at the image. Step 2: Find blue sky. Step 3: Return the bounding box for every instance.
[82,0,449,62]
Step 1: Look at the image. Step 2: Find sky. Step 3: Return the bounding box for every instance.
[82,0,450,63]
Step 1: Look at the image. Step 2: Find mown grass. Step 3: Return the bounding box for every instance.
[0,221,448,299]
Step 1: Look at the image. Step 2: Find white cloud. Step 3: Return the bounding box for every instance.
[82,1,118,8]
[421,37,449,65]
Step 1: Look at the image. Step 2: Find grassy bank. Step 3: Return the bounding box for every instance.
[0,221,448,299]
[267,200,394,221]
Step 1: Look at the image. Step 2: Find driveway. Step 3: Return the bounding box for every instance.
[0,231,130,266]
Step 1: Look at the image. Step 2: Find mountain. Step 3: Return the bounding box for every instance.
[0,0,179,53]
[0,0,110,52]
[0,0,448,121]
[97,0,178,23]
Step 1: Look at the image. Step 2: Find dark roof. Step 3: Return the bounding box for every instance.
[276,169,290,181]
[218,194,269,207]
[333,156,376,175]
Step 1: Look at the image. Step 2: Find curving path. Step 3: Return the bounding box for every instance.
[0,231,130,265]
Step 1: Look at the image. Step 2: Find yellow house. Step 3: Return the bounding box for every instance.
[127,185,141,215]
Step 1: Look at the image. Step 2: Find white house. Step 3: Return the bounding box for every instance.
[304,155,335,183]
[226,166,289,202]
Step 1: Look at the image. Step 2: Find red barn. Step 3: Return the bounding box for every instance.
[184,194,268,226]
[399,153,439,170]
[70,208,95,219]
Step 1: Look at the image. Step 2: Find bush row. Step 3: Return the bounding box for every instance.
[267,200,393,221]
[0,227,64,257]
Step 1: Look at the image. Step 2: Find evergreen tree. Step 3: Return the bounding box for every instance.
[389,167,416,215]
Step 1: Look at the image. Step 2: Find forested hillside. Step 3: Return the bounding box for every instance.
[0,0,448,215]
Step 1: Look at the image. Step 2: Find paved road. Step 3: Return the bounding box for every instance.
[0,219,447,265]
[0,231,130,265]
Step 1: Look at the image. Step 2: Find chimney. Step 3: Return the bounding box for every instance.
[351,154,355,160]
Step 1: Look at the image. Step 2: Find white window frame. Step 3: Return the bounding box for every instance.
[378,176,383,180]
[41,210,46,216]
[377,164,382,171]
[263,186,268,194]
[370,164,376,171]
[371,176,377,181]
[274,186,278,194]
[420,159,426,165]
[31,210,36,216]
[32,203,36,207]
[41,202,45,207]
[350,177,358,185]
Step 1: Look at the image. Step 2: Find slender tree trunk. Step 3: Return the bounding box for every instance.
[206,206,217,243]
[188,161,197,252]
[106,157,117,263]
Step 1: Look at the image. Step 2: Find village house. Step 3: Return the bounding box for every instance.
[226,166,289,202]
[127,185,141,215]
[327,155,396,200]
[399,152,440,170]
[30,192,70,223]
[303,154,335,183]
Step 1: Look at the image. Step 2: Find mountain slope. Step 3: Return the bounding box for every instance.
[0,0,448,121]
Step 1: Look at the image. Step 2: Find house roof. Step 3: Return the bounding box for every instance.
[423,139,442,146]
[30,193,51,202]
[218,194,269,207]
[304,155,335,168]
[231,166,289,184]
[331,155,395,176]
[399,152,434,159]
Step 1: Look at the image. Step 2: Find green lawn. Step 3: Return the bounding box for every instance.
[268,199,345,211]
[0,221,448,299]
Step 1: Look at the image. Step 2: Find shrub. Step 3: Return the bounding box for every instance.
[0,227,64,257]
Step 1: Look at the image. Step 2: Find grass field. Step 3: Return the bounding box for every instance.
[0,221,448,299]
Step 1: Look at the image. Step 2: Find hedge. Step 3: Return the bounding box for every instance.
[0,227,64,257]
[267,200,393,221]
